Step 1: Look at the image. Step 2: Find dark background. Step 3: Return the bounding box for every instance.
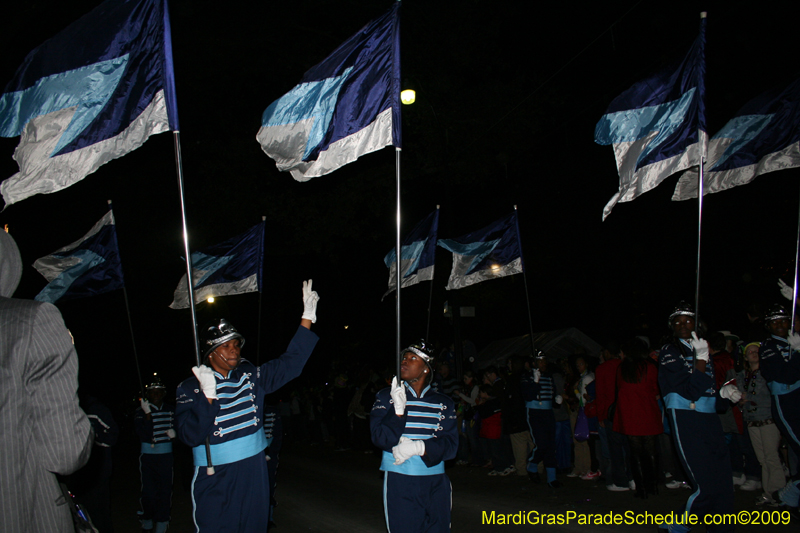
[1,0,798,404]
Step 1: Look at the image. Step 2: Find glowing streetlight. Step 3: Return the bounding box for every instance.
[401,89,416,105]
[207,296,215,303]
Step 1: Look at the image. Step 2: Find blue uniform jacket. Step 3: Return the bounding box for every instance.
[521,370,555,409]
[175,325,317,466]
[135,403,175,454]
[370,383,457,475]
[658,339,718,413]
[760,335,800,395]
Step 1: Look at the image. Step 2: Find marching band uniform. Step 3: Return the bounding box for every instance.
[135,385,175,533]
[521,361,560,486]
[371,342,458,533]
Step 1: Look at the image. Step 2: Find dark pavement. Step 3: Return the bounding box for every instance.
[106,436,796,532]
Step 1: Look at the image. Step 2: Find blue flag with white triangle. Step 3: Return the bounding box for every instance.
[170,222,265,309]
[595,15,706,220]
[438,212,523,290]
[256,3,400,182]
[34,210,125,303]
[382,208,439,300]
[673,76,800,200]
[0,0,178,207]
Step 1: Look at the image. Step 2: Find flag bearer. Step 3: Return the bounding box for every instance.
[370,341,458,533]
[658,302,741,533]
[135,377,175,533]
[521,352,563,488]
[759,304,800,509]
[175,280,319,533]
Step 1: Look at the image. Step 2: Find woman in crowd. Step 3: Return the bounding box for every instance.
[614,337,662,498]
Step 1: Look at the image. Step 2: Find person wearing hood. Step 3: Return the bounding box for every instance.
[175,280,319,533]
[0,229,93,532]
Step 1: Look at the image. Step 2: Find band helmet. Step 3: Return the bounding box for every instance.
[201,318,245,357]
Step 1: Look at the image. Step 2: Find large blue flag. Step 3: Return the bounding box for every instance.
[34,210,125,303]
[170,222,265,309]
[382,208,439,300]
[256,3,401,182]
[595,16,706,220]
[673,77,800,200]
[438,212,523,290]
[0,0,178,207]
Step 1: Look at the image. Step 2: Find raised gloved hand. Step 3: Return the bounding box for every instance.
[554,395,563,405]
[719,384,742,403]
[166,429,177,439]
[301,279,320,323]
[140,398,151,414]
[392,436,425,465]
[779,279,794,301]
[533,369,541,383]
[691,332,709,363]
[788,332,800,351]
[192,365,218,400]
[390,377,406,416]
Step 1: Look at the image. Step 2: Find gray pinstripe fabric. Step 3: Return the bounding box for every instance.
[1,231,93,532]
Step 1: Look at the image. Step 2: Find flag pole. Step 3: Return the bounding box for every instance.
[425,205,440,345]
[515,205,537,353]
[395,147,402,380]
[256,215,266,366]
[172,130,215,475]
[791,185,800,333]
[108,199,145,398]
[694,11,707,344]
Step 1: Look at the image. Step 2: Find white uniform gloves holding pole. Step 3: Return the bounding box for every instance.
[392,436,425,465]
[390,377,406,416]
[690,332,710,363]
[192,365,218,400]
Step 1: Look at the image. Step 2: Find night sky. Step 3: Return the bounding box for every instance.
[1,1,798,403]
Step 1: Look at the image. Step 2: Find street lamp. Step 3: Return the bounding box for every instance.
[207,297,215,303]
[401,88,415,105]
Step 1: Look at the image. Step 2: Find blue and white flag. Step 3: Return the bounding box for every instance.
[383,208,439,300]
[0,0,178,207]
[256,3,400,182]
[595,16,706,220]
[170,222,265,309]
[34,210,125,303]
[673,77,800,200]
[438,212,523,291]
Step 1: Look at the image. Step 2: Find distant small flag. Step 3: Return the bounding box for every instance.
[170,222,265,309]
[34,210,124,303]
[594,15,706,220]
[0,0,178,207]
[438,212,522,291]
[382,208,439,300]
[256,3,400,182]
[673,77,800,200]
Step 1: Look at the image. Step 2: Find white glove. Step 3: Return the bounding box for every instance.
[166,429,177,439]
[533,369,541,383]
[691,332,710,363]
[392,437,425,465]
[140,398,151,414]
[779,279,794,301]
[192,365,218,400]
[390,377,406,416]
[789,332,800,351]
[555,395,563,405]
[719,384,742,403]
[301,279,320,323]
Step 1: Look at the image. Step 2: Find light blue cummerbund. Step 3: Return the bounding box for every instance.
[141,442,172,454]
[380,450,444,475]
[663,393,715,413]
[265,436,273,448]
[767,380,800,396]
[192,430,267,467]
[525,400,552,410]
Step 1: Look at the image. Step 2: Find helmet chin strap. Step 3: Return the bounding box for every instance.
[213,348,240,369]
[406,367,428,384]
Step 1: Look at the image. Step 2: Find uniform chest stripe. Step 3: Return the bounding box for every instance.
[408,411,444,420]
[216,375,249,388]
[220,396,254,409]
[215,417,259,437]
[217,383,254,398]
[216,405,257,424]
